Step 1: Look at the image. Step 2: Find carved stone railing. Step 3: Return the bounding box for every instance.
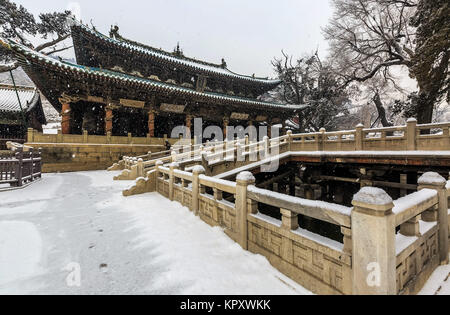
[351,172,448,295]
[116,119,450,182]
[152,166,355,294]
[246,182,352,295]
[290,120,450,152]
[122,140,450,296]
[116,120,450,294]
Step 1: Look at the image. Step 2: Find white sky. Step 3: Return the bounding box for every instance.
[13,0,333,78]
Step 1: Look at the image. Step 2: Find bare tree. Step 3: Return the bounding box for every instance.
[324,0,449,124]
[0,0,73,72]
[272,51,353,132]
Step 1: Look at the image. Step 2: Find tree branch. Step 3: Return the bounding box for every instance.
[35,34,70,52]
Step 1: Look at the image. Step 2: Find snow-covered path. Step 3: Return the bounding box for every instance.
[0,171,311,295]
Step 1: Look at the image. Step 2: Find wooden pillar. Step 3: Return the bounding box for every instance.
[267,119,272,139]
[61,103,71,135]
[105,106,114,135]
[223,117,229,139]
[148,110,156,137]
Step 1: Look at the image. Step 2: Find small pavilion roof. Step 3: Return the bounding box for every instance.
[0,84,40,114]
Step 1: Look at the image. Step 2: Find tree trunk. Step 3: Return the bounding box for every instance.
[373,93,393,127]
[416,95,434,125]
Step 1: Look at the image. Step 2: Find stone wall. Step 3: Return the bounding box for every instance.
[26,142,163,173]
[25,128,178,173]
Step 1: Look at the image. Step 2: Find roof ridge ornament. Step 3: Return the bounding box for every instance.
[109,25,120,39]
[173,42,184,58]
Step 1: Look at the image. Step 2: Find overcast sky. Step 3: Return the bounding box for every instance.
[14,0,333,78]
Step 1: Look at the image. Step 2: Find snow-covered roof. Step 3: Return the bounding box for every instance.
[0,84,39,113]
[3,38,306,111]
[72,23,282,86]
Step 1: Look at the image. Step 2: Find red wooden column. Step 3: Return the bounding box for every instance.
[148,110,156,137]
[61,103,71,134]
[105,106,114,134]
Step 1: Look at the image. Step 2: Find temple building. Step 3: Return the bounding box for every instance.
[0,84,46,148]
[1,21,305,139]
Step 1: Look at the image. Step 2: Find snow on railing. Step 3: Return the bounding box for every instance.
[247,185,351,228]
[0,142,42,189]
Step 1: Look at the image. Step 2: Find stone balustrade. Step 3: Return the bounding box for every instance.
[148,165,450,295]
[116,120,450,294]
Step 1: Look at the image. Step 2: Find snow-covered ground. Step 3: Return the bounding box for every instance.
[0,171,311,295]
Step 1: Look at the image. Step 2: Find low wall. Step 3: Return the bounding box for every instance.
[25,128,180,173]
[25,142,164,173]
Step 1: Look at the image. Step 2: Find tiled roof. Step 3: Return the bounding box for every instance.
[0,84,39,113]
[3,38,307,112]
[72,22,282,86]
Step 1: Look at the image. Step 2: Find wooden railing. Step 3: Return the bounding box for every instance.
[0,142,42,189]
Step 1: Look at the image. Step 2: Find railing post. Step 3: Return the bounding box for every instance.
[192,165,205,215]
[57,129,63,143]
[319,128,326,151]
[137,158,144,178]
[400,215,421,237]
[418,172,449,264]
[351,187,396,295]
[280,209,299,230]
[38,147,42,178]
[171,150,177,163]
[27,128,34,142]
[168,162,179,201]
[406,118,417,151]
[355,123,364,151]
[15,147,23,187]
[106,131,111,144]
[29,147,34,182]
[83,129,88,143]
[128,132,132,144]
[263,136,270,158]
[341,227,352,254]
[287,130,292,152]
[236,171,255,250]
[155,160,163,178]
